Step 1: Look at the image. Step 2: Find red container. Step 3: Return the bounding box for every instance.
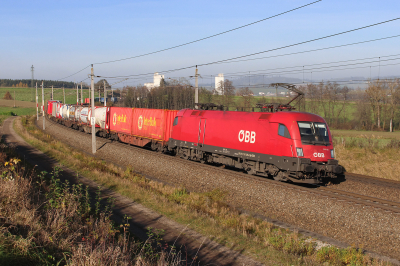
[131,108,178,142]
[107,107,178,147]
[108,107,133,134]
[46,100,59,116]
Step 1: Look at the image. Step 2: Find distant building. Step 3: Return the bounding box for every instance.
[259,92,265,96]
[144,72,164,90]
[214,73,224,95]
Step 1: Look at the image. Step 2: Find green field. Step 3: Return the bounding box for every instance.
[331,129,400,149]
[0,107,35,125]
[0,87,90,105]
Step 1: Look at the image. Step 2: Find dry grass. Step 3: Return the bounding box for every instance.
[335,137,400,181]
[12,115,394,266]
[0,145,183,265]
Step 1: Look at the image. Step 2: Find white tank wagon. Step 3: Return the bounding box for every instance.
[68,106,76,120]
[61,105,70,120]
[94,107,107,129]
[80,107,89,124]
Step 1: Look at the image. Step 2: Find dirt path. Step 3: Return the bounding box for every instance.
[1,116,265,266]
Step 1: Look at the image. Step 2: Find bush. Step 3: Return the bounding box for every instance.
[3,91,12,100]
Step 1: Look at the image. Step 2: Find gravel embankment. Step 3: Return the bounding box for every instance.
[40,118,400,261]
[332,178,400,203]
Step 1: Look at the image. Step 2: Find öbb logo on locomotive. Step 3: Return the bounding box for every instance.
[313,152,325,158]
[238,130,256,143]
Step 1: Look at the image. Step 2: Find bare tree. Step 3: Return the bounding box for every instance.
[236,87,254,110]
[214,79,236,109]
[365,80,386,129]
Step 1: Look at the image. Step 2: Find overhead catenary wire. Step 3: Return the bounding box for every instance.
[209,34,400,67]
[197,17,400,66]
[93,0,322,65]
[97,17,400,80]
[231,76,400,89]
[57,65,91,81]
[209,53,400,77]
[219,55,400,78]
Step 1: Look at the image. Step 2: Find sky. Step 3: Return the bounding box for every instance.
[1,0,400,87]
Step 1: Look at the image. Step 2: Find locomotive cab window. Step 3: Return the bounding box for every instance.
[298,122,330,144]
[278,124,291,139]
[173,117,179,126]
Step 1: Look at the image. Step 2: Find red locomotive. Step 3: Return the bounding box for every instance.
[47,101,343,183]
[169,109,342,183]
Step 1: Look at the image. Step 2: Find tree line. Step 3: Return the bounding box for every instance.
[0,79,89,89]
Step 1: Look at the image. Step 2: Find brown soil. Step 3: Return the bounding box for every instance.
[0,99,36,107]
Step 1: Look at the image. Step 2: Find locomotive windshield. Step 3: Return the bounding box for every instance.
[297,122,330,145]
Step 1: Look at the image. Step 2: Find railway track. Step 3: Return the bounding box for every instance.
[43,117,400,215]
[344,172,400,190]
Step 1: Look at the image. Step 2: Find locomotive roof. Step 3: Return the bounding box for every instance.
[178,109,326,123]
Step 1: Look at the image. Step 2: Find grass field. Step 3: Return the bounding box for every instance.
[0,87,90,105]
[331,129,400,180]
[0,105,36,125]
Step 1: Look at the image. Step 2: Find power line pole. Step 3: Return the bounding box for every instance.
[51,85,53,100]
[31,65,34,102]
[14,91,16,108]
[195,66,199,109]
[41,81,45,130]
[104,80,106,106]
[63,85,65,103]
[36,82,38,120]
[90,65,96,154]
[80,82,83,104]
[76,82,79,105]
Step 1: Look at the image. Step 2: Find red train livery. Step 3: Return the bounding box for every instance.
[47,101,343,183]
[169,109,342,182]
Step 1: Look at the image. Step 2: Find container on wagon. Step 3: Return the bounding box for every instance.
[75,106,83,122]
[69,106,76,120]
[131,108,178,142]
[108,107,133,134]
[46,100,59,116]
[80,107,89,124]
[61,105,70,119]
[94,107,107,129]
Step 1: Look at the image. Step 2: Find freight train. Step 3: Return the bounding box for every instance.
[46,100,343,184]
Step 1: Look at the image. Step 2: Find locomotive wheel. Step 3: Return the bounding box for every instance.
[273,171,288,181]
[246,167,256,175]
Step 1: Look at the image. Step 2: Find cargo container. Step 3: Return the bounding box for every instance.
[94,107,107,129]
[46,100,59,116]
[108,107,177,149]
[108,107,133,135]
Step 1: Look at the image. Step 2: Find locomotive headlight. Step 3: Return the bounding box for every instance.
[330,149,335,158]
[296,148,304,157]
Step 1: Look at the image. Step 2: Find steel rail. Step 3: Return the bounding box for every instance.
[43,117,400,215]
[344,172,400,189]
